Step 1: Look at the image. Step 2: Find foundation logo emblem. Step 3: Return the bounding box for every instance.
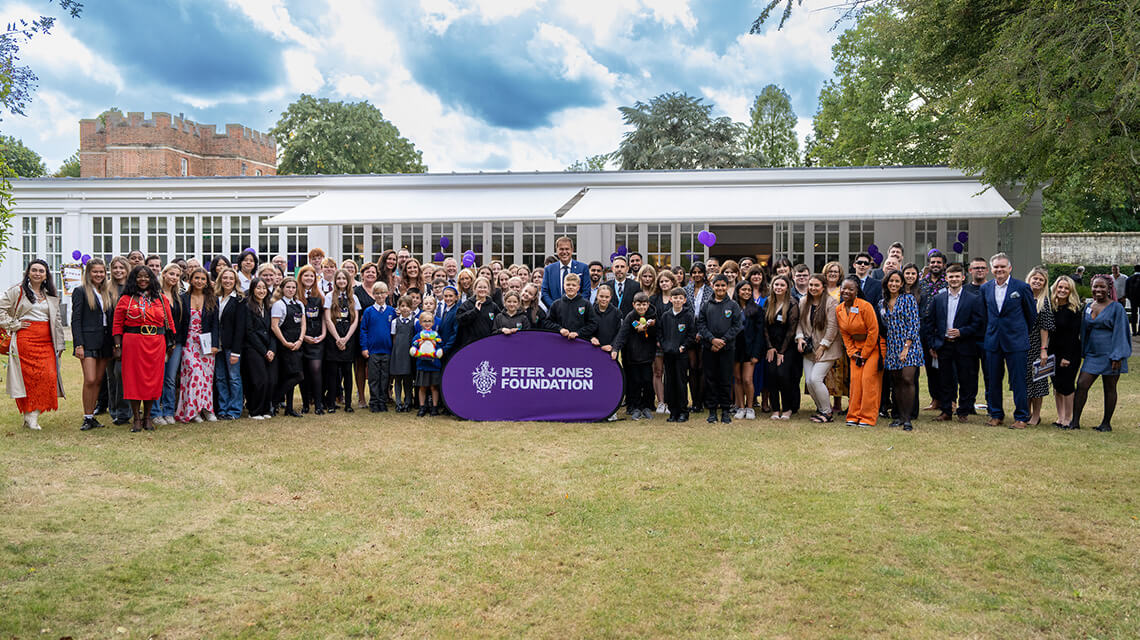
[472,360,496,397]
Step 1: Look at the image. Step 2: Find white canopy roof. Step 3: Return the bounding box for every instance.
[556,182,1016,224]
[263,186,584,226]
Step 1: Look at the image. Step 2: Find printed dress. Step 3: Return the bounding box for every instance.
[174,308,215,422]
[1026,298,1056,398]
[880,293,925,371]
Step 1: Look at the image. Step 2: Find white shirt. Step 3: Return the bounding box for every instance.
[324,291,362,311]
[318,278,334,294]
[945,289,961,336]
[237,271,252,293]
[1114,274,1127,299]
[270,297,297,320]
[994,279,1008,313]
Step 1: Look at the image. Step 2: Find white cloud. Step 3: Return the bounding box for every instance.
[283,49,325,93]
[553,0,695,44]
[528,23,618,89]
[224,0,321,50]
[5,2,126,92]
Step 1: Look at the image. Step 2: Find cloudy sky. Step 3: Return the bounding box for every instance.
[3,0,849,173]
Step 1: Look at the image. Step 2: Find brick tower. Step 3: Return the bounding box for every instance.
[78,110,277,178]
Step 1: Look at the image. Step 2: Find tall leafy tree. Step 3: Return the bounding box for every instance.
[0,136,47,177]
[0,0,83,261]
[271,95,427,175]
[744,84,800,167]
[613,92,758,170]
[53,149,80,177]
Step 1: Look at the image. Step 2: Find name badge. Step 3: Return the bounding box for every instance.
[850,306,859,314]
[776,313,783,322]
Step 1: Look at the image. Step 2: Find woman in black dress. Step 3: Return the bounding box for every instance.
[1049,275,1082,428]
[71,258,114,431]
[297,265,327,414]
[323,269,360,413]
[242,278,277,420]
[732,281,765,420]
[270,277,306,418]
[1025,266,1055,425]
[764,275,800,420]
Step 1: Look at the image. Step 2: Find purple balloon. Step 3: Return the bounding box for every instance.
[81,254,91,265]
[697,230,710,246]
[72,249,82,260]
[953,242,964,253]
[462,254,476,268]
[957,232,968,243]
[433,251,445,262]
[867,244,879,254]
[704,232,718,248]
[439,236,451,249]
[616,245,628,256]
[609,252,619,262]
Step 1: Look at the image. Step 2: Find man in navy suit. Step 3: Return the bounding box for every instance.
[852,252,882,308]
[609,256,641,317]
[541,236,591,308]
[980,252,1038,429]
[927,263,986,422]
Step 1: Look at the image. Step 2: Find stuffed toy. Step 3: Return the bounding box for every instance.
[633,316,649,333]
[411,330,442,360]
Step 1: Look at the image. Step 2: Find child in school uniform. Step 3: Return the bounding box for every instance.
[389,295,417,412]
[411,310,443,417]
[544,273,596,340]
[590,283,622,422]
[493,291,531,334]
[612,291,658,420]
[360,282,397,413]
[698,274,743,424]
[658,286,696,422]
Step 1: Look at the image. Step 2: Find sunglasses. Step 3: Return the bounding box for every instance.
[855,260,870,266]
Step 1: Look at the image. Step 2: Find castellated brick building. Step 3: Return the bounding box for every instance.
[79,110,276,178]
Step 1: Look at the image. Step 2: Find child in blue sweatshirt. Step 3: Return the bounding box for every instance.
[360,282,397,412]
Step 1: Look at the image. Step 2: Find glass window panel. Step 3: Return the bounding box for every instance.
[92,216,114,262]
[146,216,169,262]
[229,216,251,262]
[120,216,141,256]
[458,222,482,258]
[22,217,37,267]
[428,223,452,264]
[521,222,544,269]
[45,216,62,290]
[175,216,197,259]
[286,226,307,274]
[370,224,394,261]
[342,224,366,265]
[201,216,224,258]
[915,220,938,264]
[790,223,806,267]
[677,223,704,270]
[646,223,672,269]
[614,223,639,258]
[945,219,969,262]
[490,222,515,264]
[398,224,425,262]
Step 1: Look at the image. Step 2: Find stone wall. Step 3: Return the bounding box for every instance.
[1041,232,1140,266]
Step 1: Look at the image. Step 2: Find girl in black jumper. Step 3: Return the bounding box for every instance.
[456,277,501,349]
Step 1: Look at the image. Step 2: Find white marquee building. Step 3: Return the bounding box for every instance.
[5,166,1041,300]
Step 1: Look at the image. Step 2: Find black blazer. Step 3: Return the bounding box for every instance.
[177,292,220,347]
[928,289,986,355]
[242,302,276,357]
[858,276,883,309]
[216,295,247,354]
[611,279,641,318]
[70,286,112,352]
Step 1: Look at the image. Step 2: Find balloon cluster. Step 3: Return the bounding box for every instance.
[433,251,446,262]
[697,230,717,248]
[867,244,883,266]
[953,231,968,254]
[72,249,92,265]
[462,249,477,268]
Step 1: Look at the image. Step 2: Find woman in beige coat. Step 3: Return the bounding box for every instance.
[796,273,842,422]
[1,259,66,430]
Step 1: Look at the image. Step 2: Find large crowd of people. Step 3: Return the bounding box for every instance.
[1,238,1133,433]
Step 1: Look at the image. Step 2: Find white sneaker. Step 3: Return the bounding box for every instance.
[25,411,41,430]
[607,412,618,422]
[154,416,168,425]
[261,414,273,420]
[192,414,203,423]
[745,408,756,420]
[203,411,217,422]
[250,415,264,420]
[656,402,667,414]
[734,408,745,420]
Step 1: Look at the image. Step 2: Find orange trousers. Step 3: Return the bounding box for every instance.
[847,349,881,425]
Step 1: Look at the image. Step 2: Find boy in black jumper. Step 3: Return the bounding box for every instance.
[545,273,597,340]
[612,291,658,420]
[697,275,743,423]
[658,286,695,422]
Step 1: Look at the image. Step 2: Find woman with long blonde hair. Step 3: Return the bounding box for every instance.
[323,268,361,413]
[297,265,328,414]
[71,258,114,431]
[1049,275,1082,428]
[1024,266,1055,425]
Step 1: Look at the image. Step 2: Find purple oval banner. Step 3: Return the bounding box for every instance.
[442,331,624,422]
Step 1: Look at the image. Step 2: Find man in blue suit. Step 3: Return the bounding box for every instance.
[852,252,882,308]
[541,235,591,309]
[927,263,986,423]
[980,252,1037,429]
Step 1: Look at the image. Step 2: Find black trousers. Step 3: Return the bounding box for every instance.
[765,352,798,413]
[703,346,734,409]
[241,349,275,417]
[392,374,414,407]
[663,353,689,415]
[626,362,655,411]
[936,344,978,416]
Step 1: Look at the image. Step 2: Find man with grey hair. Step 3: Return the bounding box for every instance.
[980,252,1038,429]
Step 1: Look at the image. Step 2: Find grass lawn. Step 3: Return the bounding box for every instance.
[2,350,1139,638]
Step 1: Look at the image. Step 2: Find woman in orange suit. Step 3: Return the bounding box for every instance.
[837,276,881,427]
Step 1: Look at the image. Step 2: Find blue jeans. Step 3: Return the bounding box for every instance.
[985,348,1029,422]
[215,350,244,418]
[157,344,183,418]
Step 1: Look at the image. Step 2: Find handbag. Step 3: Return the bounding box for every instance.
[0,289,25,353]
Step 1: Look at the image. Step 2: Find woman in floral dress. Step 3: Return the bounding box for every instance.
[175,267,219,423]
[879,270,924,431]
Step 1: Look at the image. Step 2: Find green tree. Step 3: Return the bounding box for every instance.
[271,94,426,175]
[613,92,757,170]
[1,1,83,262]
[53,149,80,177]
[808,6,954,167]
[0,135,47,177]
[566,154,609,172]
[744,84,800,167]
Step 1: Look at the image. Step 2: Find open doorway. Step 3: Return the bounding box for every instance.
[708,224,773,269]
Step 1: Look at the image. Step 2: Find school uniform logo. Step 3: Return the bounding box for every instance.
[724,309,732,318]
[577,307,585,315]
[472,360,496,397]
[488,312,495,320]
[678,323,686,332]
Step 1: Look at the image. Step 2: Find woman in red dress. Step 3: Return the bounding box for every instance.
[113,266,175,432]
